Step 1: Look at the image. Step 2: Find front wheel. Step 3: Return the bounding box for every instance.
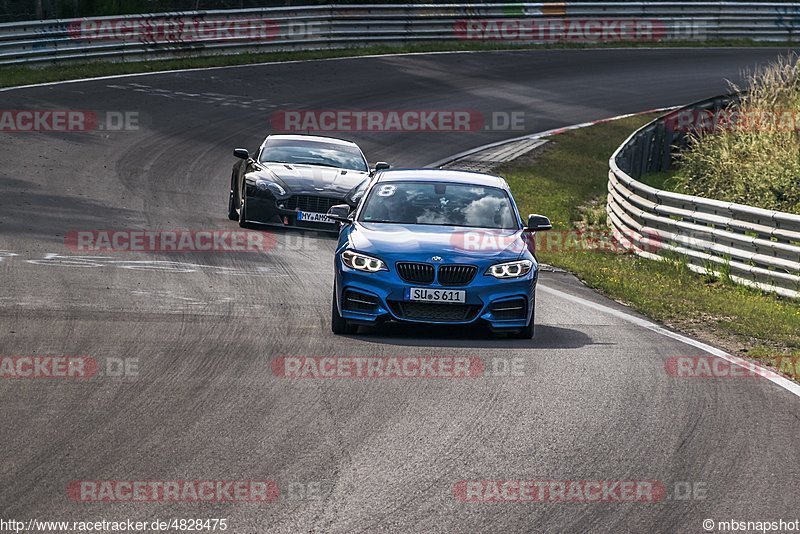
[511,318,534,339]
[511,298,535,339]
[238,188,249,228]
[227,172,238,221]
[331,289,358,335]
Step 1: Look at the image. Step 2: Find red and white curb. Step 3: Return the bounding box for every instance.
[427,106,680,169]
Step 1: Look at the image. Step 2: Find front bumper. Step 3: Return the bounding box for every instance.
[334,258,537,330]
[243,187,340,233]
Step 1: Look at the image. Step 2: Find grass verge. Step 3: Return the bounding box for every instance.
[0,39,788,89]
[497,114,800,379]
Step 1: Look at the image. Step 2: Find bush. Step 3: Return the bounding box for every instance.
[672,54,800,214]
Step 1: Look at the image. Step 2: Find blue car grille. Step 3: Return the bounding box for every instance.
[389,301,481,322]
[437,265,477,286]
[396,263,477,286]
[285,195,340,213]
[396,262,435,284]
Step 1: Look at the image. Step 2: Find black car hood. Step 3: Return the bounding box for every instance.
[258,162,369,196]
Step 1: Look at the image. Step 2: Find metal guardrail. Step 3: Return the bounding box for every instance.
[4,2,800,66]
[607,95,800,298]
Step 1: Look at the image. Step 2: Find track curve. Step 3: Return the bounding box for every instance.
[1,48,799,533]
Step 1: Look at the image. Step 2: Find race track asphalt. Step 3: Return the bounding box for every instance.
[1,48,799,533]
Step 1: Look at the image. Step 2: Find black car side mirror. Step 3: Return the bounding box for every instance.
[233,148,250,160]
[327,204,353,223]
[370,161,391,176]
[525,214,552,232]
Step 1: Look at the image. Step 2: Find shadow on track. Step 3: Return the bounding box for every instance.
[348,324,595,349]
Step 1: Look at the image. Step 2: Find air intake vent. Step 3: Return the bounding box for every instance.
[285,195,340,213]
[389,301,480,322]
[490,298,527,320]
[343,290,379,313]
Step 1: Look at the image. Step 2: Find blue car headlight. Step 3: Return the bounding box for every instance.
[486,259,533,279]
[342,250,387,273]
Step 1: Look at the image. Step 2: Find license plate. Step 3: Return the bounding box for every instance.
[406,287,466,304]
[297,211,335,224]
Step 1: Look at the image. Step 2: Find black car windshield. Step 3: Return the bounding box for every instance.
[359,181,519,229]
[259,138,368,172]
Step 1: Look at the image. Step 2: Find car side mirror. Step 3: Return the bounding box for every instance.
[370,161,390,176]
[327,204,353,223]
[525,214,552,232]
[233,148,250,160]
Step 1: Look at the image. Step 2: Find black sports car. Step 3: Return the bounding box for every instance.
[227,134,388,232]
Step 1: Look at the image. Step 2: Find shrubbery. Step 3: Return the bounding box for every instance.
[672,55,800,214]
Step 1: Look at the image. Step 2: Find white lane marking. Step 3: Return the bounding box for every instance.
[105,82,280,110]
[20,253,284,275]
[0,47,792,94]
[538,284,800,399]
[0,251,19,262]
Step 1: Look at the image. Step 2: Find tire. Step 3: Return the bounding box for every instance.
[227,172,238,221]
[331,288,357,335]
[512,318,534,339]
[511,297,535,339]
[238,186,249,228]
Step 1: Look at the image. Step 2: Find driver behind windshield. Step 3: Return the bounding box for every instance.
[360,181,517,229]
[259,139,368,172]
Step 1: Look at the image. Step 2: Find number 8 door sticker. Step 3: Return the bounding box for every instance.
[377,184,396,197]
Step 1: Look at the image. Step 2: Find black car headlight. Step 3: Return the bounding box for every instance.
[486,259,533,279]
[342,250,387,273]
[255,180,286,196]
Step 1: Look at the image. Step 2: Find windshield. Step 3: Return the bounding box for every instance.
[358,181,518,229]
[259,138,368,172]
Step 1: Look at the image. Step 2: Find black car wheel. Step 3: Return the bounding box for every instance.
[511,297,535,339]
[331,288,357,335]
[238,186,249,228]
[227,171,238,221]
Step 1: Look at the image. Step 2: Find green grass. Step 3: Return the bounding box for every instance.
[639,170,677,190]
[501,115,658,230]
[0,39,788,89]
[497,116,800,378]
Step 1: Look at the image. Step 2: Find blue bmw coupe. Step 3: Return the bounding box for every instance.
[326,169,552,338]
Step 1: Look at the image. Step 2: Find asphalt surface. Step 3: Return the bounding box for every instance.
[1,48,799,533]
